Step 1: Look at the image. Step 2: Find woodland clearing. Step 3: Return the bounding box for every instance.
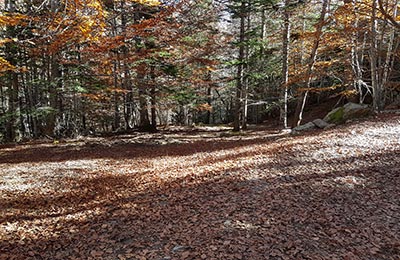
[0,114,400,260]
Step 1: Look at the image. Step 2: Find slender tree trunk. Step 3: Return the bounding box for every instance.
[42,0,63,137]
[370,0,381,111]
[260,8,266,56]
[44,54,61,137]
[138,88,150,130]
[207,86,212,124]
[281,0,290,129]
[125,91,134,129]
[150,88,157,129]
[5,73,19,142]
[137,63,151,131]
[112,55,121,131]
[4,0,19,142]
[381,0,398,106]
[293,0,329,127]
[150,65,157,130]
[349,0,364,103]
[30,57,39,138]
[241,12,250,130]
[233,1,246,131]
[121,0,134,130]
[111,4,121,132]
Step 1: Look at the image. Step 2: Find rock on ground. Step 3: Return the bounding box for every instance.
[293,122,316,131]
[312,119,330,129]
[324,102,371,124]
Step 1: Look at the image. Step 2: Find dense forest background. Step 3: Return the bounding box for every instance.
[1,0,400,142]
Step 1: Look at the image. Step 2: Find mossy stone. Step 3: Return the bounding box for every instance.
[324,107,345,124]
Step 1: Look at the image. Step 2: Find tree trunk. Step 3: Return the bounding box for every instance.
[241,12,251,130]
[5,73,19,142]
[233,1,246,131]
[138,87,151,130]
[44,54,61,137]
[150,66,157,130]
[137,63,153,131]
[292,0,329,127]
[4,0,19,142]
[380,0,398,106]
[121,0,134,130]
[281,0,290,129]
[260,8,266,56]
[207,86,213,124]
[370,0,381,111]
[41,0,63,137]
[112,54,121,131]
[349,0,364,103]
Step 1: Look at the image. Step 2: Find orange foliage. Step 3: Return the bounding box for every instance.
[0,13,28,26]
[0,57,16,74]
[195,103,213,112]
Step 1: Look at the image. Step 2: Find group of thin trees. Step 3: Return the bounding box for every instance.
[1,0,400,142]
[1,0,224,142]
[230,0,400,130]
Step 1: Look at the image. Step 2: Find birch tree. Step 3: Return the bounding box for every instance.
[293,0,330,127]
[281,0,290,129]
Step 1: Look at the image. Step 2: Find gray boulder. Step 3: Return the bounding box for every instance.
[293,122,316,131]
[324,102,371,124]
[313,118,330,129]
[343,102,370,118]
[324,123,336,129]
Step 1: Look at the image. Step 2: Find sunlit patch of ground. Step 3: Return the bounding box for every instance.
[0,160,101,192]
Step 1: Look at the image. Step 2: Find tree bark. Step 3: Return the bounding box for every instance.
[233,1,246,131]
[380,0,398,106]
[150,66,157,130]
[241,12,251,130]
[292,0,329,127]
[4,0,19,142]
[281,0,290,129]
[370,0,381,111]
[138,88,151,130]
[137,63,153,131]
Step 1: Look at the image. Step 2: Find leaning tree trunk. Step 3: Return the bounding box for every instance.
[293,0,329,127]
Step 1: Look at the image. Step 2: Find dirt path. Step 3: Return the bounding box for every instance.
[1,115,400,260]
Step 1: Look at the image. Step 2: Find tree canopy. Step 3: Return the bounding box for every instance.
[1,0,400,141]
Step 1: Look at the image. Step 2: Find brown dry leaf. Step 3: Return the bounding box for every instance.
[181,251,191,258]
[90,250,102,257]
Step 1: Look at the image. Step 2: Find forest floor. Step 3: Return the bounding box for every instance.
[1,114,400,260]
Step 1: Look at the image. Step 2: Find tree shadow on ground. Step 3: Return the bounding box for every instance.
[0,129,290,164]
[1,145,399,260]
